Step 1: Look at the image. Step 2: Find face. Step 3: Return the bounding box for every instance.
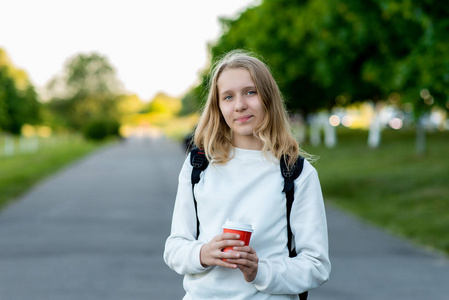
[217,68,265,150]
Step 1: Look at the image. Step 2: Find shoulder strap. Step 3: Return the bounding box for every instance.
[280,154,304,257]
[281,154,308,300]
[190,148,209,184]
[190,148,209,238]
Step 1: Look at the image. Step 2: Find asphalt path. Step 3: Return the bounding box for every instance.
[0,137,448,300]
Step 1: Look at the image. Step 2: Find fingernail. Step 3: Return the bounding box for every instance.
[236,234,240,239]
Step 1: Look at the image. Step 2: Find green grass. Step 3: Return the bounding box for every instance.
[0,136,104,211]
[304,128,449,256]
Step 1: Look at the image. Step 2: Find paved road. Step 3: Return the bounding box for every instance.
[0,138,185,300]
[314,209,449,299]
[0,137,448,300]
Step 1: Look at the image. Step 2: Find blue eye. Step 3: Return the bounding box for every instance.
[224,95,233,100]
[247,91,256,95]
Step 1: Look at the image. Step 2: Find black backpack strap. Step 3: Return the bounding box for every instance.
[281,154,307,300]
[280,154,304,257]
[190,148,209,238]
[299,291,308,300]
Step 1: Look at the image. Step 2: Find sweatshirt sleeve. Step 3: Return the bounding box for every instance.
[163,155,210,275]
[251,161,331,294]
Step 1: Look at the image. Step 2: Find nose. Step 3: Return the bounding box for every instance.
[234,95,247,112]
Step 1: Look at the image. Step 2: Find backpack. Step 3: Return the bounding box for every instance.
[190,148,308,300]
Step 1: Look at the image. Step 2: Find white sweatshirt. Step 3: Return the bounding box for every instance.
[164,148,331,299]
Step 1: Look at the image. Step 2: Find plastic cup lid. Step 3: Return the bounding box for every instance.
[222,219,253,232]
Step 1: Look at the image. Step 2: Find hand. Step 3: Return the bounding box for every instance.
[226,246,259,282]
[200,233,245,269]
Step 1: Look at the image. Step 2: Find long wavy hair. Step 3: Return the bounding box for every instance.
[194,50,308,167]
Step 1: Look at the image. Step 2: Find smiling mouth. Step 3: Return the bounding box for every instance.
[235,115,253,122]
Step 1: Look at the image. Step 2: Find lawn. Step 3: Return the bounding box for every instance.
[0,135,104,211]
[304,128,449,256]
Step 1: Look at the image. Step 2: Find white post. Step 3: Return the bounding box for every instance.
[322,112,337,148]
[368,113,381,148]
[416,114,427,156]
[291,113,306,143]
[4,136,15,156]
[20,136,27,153]
[367,102,383,149]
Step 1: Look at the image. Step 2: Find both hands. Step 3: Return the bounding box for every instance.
[200,232,259,282]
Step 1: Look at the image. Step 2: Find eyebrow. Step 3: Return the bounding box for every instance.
[219,86,256,96]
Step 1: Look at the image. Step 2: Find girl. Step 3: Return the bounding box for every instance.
[164,50,330,299]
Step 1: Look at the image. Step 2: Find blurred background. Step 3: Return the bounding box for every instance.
[1,0,448,277]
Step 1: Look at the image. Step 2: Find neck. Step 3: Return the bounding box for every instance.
[232,135,263,150]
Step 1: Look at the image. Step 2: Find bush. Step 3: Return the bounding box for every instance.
[83,118,120,140]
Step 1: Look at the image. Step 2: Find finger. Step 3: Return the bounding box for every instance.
[231,259,258,274]
[230,246,254,253]
[237,263,255,271]
[227,251,258,265]
[226,256,255,265]
[220,261,239,269]
[219,233,242,240]
[226,251,248,260]
[214,255,240,269]
[221,250,241,261]
[218,239,245,250]
[210,233,237,244]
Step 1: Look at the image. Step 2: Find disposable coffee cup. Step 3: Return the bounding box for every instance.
[222,219,253,253]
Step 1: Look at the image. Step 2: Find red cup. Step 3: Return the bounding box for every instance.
[222,219,253,253]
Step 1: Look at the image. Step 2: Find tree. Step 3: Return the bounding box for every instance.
[210,0,427,111]
[180,72,209,116]
[200,0,390,146]
[0,48,40,135]
[46,52,124,130]
[378,1,449,154]
[187,0,448,150]
[144,92,182,116]
[116,94,145,116]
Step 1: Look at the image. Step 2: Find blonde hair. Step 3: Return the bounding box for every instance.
[194,50,308,167]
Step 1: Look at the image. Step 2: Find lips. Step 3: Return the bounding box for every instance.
[235,115,253,122]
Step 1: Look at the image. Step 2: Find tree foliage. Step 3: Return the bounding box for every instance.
[180,72,209,115]
[116,94,145,116]
[144,92,182,116]
[0,48,40,135]
[187,0,449,116]
[46,52,124,130]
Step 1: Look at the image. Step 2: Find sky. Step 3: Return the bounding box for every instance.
[1,0,256,100]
